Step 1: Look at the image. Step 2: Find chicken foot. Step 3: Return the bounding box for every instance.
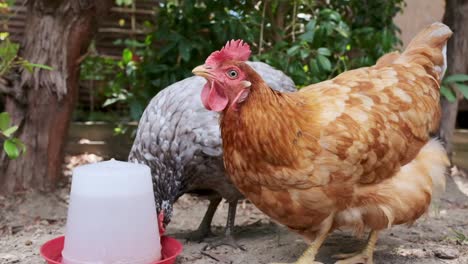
[203,199,245,250]
[333,230,379,264]
[270,213,335,264]
[186,197,222,242]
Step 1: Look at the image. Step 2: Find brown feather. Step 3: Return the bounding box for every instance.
[219,23,452,238]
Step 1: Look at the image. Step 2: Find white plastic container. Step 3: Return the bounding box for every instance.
[62,159,161,264]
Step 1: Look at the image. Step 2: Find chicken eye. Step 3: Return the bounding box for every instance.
[227,69,238,79]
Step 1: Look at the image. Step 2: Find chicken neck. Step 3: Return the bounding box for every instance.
[220,77,310,170]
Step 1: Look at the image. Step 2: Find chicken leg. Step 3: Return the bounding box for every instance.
[204,199,245,250]
[333,230,379,264]
[187,197,222,242]
[270,213,335,264]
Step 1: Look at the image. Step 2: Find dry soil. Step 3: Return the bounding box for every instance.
[0,154,467,264]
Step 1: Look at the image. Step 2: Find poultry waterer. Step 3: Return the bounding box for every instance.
[40,159,182,264]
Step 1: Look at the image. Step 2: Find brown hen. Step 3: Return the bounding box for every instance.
[193,23,452,264]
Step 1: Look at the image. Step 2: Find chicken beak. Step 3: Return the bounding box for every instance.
[192,65,212,78]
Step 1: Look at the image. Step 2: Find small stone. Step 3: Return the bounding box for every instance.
[25,240,33,246]
[433,247,459,259]
[0,253,20,263]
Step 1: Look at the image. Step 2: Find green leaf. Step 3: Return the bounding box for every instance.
[4,139,20,159]
[10,138,26,155]
[2,125,18,137]
[0,32,9,40]
[103,98,121,107]
[320,9,341,21]
[329,12,341,21]
[440,85,457,102]
[455,83,468,99]
[309,59,320,74]
[317,55,332,71]
[116,0,133,6]
[444,74,468,83]
[334,26,350,38]
[317,47,331,56]
[122,49,133,64]
[24,63,53,71]
[305,20,316,31]
[299,30,314,42]
[300,50,309,60]
[287,45,301,57]
[22,63,33,73]
[0,112,11,131]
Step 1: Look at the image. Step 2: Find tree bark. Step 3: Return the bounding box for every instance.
[438,0,468,157]
[0,0,113,193]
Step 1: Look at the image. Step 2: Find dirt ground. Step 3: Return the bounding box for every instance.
[0,154,467,264]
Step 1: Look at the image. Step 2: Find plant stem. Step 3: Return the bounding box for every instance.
[292,0,297,42]
[258,0,267,56]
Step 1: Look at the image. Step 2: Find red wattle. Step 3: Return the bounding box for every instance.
[201,81,228,112]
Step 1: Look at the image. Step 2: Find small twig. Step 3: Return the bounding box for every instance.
[0,77,26,104]
[285,30,304,38]
[75,50,91,65]
[0,76,15,96]
[291,0,297,42]
[200,251,220,262]
[0,80,12,95]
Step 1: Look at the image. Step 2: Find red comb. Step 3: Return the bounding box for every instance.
[205,40,251,66]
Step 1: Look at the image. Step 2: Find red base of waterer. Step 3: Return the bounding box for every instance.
[40,236,183,264]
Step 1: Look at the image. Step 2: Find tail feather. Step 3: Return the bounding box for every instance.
[338,139,450,232]
[415,139,449,199]
[397,22,452,82]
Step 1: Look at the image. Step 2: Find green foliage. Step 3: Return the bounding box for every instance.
[255,0,404,85]
[0,38,53,76]
[81,0,405,121]
[0,0,53,75]
[0,38,19,76]
[103,48,144,120]
[115,0,132,6]
[121,0,259,119]
[0,112,26,159]
[84,0,260,120]
[80,55,117,81]
[0,0,50,159]
[440,74,468,102]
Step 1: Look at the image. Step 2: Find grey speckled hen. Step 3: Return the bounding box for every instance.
[128,61,296,247]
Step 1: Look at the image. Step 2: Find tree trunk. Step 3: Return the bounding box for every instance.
[0,0,113,193]
[438,0,468,157]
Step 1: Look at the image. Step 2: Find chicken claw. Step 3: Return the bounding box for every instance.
[203,234,245,251]
[333,230,379,264]
[202,200,245,250]
[334,253,372,264]
[186,197,221,242]
[271,214,334,264]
